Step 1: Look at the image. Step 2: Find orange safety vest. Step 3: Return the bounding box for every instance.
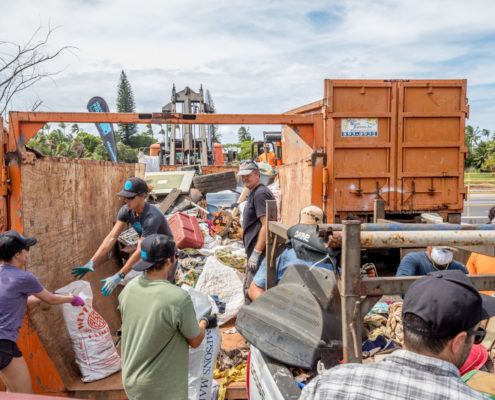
[258,151,276,167]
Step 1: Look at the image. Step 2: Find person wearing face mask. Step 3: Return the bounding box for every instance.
[300,270,495,400]
[396,246,467,277]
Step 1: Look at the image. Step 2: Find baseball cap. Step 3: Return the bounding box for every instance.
[0,230,37,257]
[117,177,149,198]
[300,205,324,225]
[403,270,495,338]
[459,344,489,375]
[238,160,259,176]
[133,234,176,271]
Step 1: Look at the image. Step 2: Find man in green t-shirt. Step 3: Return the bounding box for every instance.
[118,234,217,400]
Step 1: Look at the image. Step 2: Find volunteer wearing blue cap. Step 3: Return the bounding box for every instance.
[118,234,216,400]
[301,270,495,400]
[71,177,173,296]
[0,230,84,394]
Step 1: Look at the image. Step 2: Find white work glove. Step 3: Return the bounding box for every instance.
[247,249,262,272]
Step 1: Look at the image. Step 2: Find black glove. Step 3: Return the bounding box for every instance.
[201,314,218,329]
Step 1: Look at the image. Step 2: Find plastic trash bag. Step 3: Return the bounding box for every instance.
[195,256,245,325]
[183,285,221,400]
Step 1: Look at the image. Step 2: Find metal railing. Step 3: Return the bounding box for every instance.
[265,199,495,364]
[465,172,495,218]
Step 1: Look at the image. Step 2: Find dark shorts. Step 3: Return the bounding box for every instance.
[0,339,22,370]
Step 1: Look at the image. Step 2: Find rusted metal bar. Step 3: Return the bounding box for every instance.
[265,200,278,290]
[359,230,495,249]
[267,221,289,240]
[11,111,316,125]
[373,199,385,223]
[319,223,495,232]
[362,274,495,297]
[340,220,362,363]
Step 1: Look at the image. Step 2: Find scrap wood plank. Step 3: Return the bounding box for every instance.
[158,188,181,213]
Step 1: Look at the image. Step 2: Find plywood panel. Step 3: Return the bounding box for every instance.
[281,125,313,164]
[279,159,313,226]
[20,157,143,386]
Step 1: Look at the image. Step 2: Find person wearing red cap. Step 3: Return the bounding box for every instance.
[301,270,495,400]
[0,230,84,394]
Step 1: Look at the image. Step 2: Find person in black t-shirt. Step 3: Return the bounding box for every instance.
[238,160,274,303]
[71,177,173,296]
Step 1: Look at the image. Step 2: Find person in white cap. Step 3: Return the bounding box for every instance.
[396,246,467,276]
[247,205,336,301]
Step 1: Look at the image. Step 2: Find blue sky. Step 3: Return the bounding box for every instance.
[1,0,494,143]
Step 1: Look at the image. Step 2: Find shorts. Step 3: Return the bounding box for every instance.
[0,339,22,370]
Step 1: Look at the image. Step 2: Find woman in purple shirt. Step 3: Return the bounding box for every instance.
[0,230,84,394]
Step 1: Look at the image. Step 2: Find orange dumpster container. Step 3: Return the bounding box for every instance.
[280,79,467,224]
[213,143,224,165]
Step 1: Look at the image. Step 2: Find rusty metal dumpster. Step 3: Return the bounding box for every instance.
[281,79,468,224]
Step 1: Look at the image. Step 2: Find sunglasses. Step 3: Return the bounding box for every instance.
[467,327,486,345]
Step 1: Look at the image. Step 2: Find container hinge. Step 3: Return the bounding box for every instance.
[311,151,327,166]
[0,166,10,196]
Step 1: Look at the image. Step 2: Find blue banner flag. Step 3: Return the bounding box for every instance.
[87,97,118,162]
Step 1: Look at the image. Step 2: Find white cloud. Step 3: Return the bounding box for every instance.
[1,0,494,136]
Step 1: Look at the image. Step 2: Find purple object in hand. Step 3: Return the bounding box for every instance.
[71,295,85,307]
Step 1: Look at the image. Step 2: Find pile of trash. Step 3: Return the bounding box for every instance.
[362,299,404,360]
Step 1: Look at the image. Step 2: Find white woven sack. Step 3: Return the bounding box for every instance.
[58,280,121,382]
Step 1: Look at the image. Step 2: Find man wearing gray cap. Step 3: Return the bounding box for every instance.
[300,270,495,399]
[238,160,274,303]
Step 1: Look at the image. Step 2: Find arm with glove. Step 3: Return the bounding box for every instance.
[29,289,85,307]
[247,215,267,272]
[71,220,126,279]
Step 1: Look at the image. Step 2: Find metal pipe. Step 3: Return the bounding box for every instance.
[359,230,495,249]
[362,274,495,297]
[373,199,385,223]
[319,223,495,232]
[340,220,362,363]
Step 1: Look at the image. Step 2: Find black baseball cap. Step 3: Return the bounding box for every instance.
[403,270,495,338]
[0,230,37,257]
[133,234,176,271]
[117,177,149,198]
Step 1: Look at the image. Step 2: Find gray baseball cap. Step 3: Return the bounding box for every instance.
[238,160,259,176]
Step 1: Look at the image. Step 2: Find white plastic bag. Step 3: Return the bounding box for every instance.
[183,286,221,400]
[195,256,244,325]
[58,281,121,382]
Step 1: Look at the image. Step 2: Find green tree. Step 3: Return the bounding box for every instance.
[117,142,138,163]
[239,140,253,160]
[238,126,252,142]
[73,131,103,155]
[205,89,221,143]
[116,70,137,145]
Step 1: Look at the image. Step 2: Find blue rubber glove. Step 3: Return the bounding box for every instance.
[71,260,95,279]
[101,273,123,297]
